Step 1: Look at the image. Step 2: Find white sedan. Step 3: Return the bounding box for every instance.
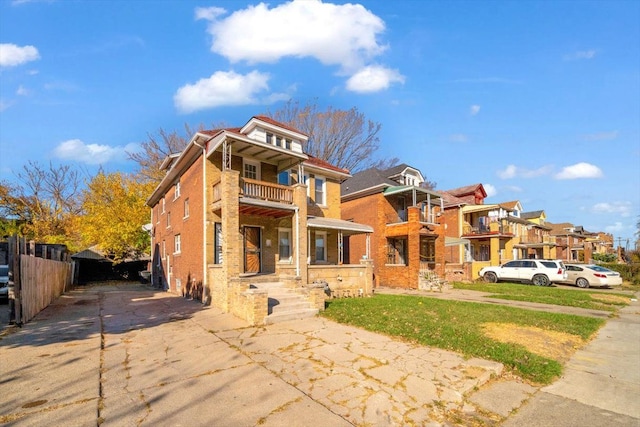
[562,264,623,288]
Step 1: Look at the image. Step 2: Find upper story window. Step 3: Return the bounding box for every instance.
[174,181,181,200]
[174,234,181,254]
[166,211,171,228]
[161,197,166,214]
[243,159,261,180]
[184,198,190,218]
[314,176,326,205]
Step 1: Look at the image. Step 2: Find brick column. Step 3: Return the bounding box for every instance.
[293,183,308,284]
[221,169,240,311]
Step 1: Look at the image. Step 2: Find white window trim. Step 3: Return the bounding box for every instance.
[314,176,326,206]
[174,234,181,254]
[243,158,261,180]
[315,231,327,263]
[174,181,181,200]
[183,198,190,219]
[278,227,292,263]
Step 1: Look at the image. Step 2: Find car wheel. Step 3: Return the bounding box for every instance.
[576,277,590,288]
[532,274,549,286]
[484,272,498,283]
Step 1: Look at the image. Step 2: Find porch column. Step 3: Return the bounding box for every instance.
[221,169,241,310]
[292,183,308,283]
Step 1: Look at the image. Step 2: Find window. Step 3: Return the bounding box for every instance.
[161,197,166,213]
[214,222,223,264]
[184,198,190,218]
[174,234,181,254]
[285,138,292,149]
[162,240,166,258]
[278,228,291,261]
[314,176,325,205]
[166,212,171,228]
[315,231,326,262]
[243,159,260,180]
[174,181,181,200]
[387,237,407,265]
[266,132,274,145]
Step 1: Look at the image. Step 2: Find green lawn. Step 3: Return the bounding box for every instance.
[453,282,632,312]
[321,294,605,384]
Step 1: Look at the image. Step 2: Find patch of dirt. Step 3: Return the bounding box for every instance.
[481,322,583,362]
[589,293,629,305]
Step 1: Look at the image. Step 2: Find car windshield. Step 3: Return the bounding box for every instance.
[587,265,611,273]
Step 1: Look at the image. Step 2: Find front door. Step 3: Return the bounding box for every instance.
[244,226,261,273]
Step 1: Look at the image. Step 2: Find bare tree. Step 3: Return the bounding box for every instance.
[129,122,228,183]
[0,161,84,249]
[266,99,393,173]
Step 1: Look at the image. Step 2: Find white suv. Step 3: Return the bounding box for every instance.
[479,259,567,286]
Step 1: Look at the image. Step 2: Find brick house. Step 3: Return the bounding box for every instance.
[340,164,445,289]
[548,223,594,262]
[518,210,556,260]
[147,116,373,325]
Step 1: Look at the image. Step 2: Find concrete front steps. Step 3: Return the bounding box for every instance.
[250,281,319,324]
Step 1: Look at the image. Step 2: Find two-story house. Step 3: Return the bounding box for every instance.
[548,223,593,262]
[340,164,445,289]
[147,116,373,325]
[517,210,556,259]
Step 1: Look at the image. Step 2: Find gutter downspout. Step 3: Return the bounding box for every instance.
[193,137,209,305]
[295,206,300,277]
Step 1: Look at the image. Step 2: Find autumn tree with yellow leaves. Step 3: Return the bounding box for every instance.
[80,171,156,262]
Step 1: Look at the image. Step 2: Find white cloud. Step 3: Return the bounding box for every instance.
[345,65,404,93]
[53,139,138,165]
[604,221,626,234]
[12,0,55,5]
[591,201,632,217]
[174,70,270,113]
[563,49,597,61]
[195,6,226,21]
[449,134,468,143]
[199,0,387,72]
[16,85,30,96]
[505,185,523,193]
[497,164,553,179]
[554,162,603,180]
[0,99,12,112]
[0,43,40,67]
[483,183,497,197]
[470,104,480,116]
[583,130,618,141]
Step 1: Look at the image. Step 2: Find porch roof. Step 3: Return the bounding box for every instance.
[445,236,470,247]
[239,197,296,218]
[307,216,373,235]
[383,185,442,199]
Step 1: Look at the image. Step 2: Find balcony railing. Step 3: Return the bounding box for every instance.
[212,178,294,205]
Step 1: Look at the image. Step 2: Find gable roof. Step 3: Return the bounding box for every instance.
[305,155,351,177]
[521,210,544,220]
[440,191,469,208]
[500,200,521,210]
[446,183,487,198]
[341,167,399,199]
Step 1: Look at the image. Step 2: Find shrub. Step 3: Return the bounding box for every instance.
[601,262,640,285]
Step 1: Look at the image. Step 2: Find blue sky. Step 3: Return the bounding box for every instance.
[1,0,639,245]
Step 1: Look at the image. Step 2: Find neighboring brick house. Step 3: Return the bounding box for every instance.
[147,116,373,325]
[340,164,445,289]
[518,210,556,260]
[548,223,594,262]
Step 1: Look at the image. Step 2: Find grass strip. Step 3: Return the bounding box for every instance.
[321,294,604,384]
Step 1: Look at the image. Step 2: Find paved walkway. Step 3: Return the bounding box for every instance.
[1,283,638,426]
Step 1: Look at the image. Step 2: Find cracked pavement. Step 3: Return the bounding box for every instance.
[1,283,511,426]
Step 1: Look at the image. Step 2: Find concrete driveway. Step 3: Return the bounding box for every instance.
[1,283,505,426]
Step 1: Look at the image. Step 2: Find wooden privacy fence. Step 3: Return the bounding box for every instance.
[19,255,73,324]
